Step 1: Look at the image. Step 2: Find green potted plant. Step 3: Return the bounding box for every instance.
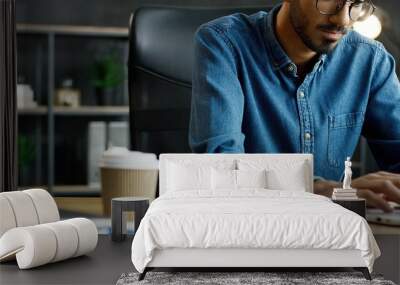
[90,53,124,105]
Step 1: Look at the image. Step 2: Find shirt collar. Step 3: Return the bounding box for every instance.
[263,4,327,72]
[263,4,292,70]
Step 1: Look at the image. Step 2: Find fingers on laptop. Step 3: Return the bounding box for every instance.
[357,189,393,213]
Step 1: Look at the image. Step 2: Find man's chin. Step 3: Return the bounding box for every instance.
[297,29,341,54]
[313,40,339,54]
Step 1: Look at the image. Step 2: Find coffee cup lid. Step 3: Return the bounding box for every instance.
[99,147,159,169]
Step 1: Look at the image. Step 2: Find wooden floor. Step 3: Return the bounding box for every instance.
[0,235,133,285]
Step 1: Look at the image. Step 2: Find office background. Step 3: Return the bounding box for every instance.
[15,0,400,194]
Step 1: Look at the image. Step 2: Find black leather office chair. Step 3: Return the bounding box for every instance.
[128,6,268,156]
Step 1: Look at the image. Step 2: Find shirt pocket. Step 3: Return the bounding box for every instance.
[328,112,365,168]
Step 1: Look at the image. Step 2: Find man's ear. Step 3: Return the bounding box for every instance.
[281,0,292,6]
[281,0,292,8]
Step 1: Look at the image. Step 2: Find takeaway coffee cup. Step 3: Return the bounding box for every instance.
[99,147,158,216]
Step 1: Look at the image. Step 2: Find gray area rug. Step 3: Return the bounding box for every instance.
[116,272,396,285]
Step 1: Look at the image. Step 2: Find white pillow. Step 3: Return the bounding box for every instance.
[167,162,211,191]
[237,169,268,188]
[212,168,237,190]
[266,166,307,191]
[166,158,236,170]
[237,159,308,191]
[211,169,268,190]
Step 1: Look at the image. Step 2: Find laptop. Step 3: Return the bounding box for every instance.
[367,203,400,226]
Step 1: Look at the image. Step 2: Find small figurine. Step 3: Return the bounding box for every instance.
[342,157,352,190]
[332,157,358,200]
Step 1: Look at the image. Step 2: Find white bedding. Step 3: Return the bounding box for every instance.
[131,190,380,273]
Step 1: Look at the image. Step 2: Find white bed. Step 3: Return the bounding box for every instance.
[131,154,380,280]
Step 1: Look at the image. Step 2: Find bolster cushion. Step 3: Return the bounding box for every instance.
[0,196,17,237]
[0,189,60,237]
[0,218,98,269]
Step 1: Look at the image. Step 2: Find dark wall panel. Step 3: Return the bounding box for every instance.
[16,0,281,27]
[15,0,400,69]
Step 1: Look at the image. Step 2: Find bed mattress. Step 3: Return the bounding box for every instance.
[131,190,380,273]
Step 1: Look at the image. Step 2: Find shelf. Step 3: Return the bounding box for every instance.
[17,23,129,38]
[18,106,129,116]
[18,106,48,115]
[53,185,100,196]
[19,185,101,197]
[54,106,129,116]
[55,197,104,216]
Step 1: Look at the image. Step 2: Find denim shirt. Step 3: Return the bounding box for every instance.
[189,5,400,181]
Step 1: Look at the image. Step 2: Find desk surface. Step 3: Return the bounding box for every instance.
[369,223,400,235]
[0,235,133,285]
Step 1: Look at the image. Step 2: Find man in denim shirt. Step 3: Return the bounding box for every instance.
[189,0,400,211]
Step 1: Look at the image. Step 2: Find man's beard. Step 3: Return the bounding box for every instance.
[288,2,348,54]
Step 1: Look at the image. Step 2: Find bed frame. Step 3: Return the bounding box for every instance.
[138,154,371,280]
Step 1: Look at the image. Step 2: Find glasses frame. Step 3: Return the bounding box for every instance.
[316,0,376,21]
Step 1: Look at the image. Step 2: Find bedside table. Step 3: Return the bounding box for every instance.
[111,197,149,242]
[332,199,366,218]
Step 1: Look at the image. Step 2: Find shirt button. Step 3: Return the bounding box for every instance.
[299,91,305,98]
[287,64,295,72]
[305,133,311,140]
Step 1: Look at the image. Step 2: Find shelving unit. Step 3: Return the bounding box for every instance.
[18,106,129,116]
[17,24,130,195]
[19,184,100,196]
[18,106,48,115]
[17,23,129,37]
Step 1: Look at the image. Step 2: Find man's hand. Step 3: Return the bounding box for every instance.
[314,171,400,212]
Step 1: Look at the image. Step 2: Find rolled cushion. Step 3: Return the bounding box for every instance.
[64,218,98,257]
[0,192,39,227]
[0,218,98,269]
[0,226,57,269]
[23,189,60,223]
[42,221,79,262]
[0,189,60,240]
[0,196,17,237]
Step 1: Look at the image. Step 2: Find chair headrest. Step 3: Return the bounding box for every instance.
[130,7,267,84]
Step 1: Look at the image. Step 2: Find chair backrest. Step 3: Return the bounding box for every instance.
[128,6,269,156]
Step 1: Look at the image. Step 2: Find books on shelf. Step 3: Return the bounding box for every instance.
[88,122,106,189]
[108,121,129,148]
[17,84,37,109]
[88,121,130,189]
[333,193,356,197]
[334,189,357,194]
[332,188,358,200]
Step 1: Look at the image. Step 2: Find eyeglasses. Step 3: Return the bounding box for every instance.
[316,0,375,21]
